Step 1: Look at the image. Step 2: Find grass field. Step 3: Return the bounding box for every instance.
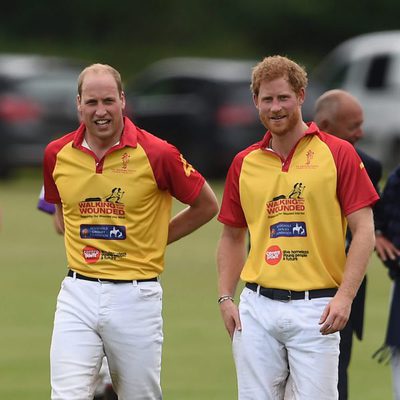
[0,170,394,399]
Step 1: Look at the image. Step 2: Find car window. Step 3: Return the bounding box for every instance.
[365,54,390,89]
[326,63,350,89]
[15,75,77,103]
[223,82,253,104]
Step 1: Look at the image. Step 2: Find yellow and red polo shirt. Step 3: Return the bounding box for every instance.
[43,117,205,280]
[218,122,379,291]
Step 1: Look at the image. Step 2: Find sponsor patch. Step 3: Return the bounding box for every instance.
[270,222,307,238]
[82,246,127,264]
[80,225,126,240]
[82,246,101,264]
[265,245,282,265]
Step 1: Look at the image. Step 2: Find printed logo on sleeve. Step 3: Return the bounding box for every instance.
[179,154,195,177]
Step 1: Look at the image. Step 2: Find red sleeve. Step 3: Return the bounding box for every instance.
[218,152,247,227]
[138,129,205,204]
[323,134,380,215]
[43,133,75,204]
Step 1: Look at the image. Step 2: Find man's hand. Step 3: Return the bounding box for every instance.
[319,294,352,335]
[219,299,241,339]
[375,233,400,262]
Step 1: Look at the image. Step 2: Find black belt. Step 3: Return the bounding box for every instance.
[246,282,337,301]
[68,270,158,284]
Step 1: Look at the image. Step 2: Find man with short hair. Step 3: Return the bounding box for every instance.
[43,63,219,400]
[314,89,382,399]
[216,56,379,399]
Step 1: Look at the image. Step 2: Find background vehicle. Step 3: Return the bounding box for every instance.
[303,31,400,171]
[125,57,264,178]
[0,54,83,177]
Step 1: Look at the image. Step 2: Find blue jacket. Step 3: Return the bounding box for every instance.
[374,165,400,352]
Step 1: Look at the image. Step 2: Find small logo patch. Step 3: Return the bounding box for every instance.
[270,222,307,238]
[82,246,101,264]
[80,225,126,240]
[265,245,282,265]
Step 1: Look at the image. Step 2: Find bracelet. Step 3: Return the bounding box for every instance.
[218,295,234,304]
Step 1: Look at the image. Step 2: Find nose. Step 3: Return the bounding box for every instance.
[95,104,107,116]
[270,99,282,112]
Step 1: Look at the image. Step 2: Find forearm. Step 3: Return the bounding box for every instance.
[217,227,247,297]
[339,209,375,300]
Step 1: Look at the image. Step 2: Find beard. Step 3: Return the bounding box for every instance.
[259,107,302,136]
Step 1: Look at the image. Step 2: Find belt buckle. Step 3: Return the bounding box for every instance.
[277,289,291,302]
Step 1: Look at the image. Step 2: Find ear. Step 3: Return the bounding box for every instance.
[253,93,259,109]
[76,95,82,112]
[298,88,305,105]
[121,91,126,110]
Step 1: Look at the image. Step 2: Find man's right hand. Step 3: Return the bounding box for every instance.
[219,299,241,339]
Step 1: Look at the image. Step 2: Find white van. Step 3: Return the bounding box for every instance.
[303,31,400,171]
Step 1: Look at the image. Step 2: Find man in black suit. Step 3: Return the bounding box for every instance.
[314,89,382,400]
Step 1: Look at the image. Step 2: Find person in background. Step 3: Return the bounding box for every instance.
[43,63,219,399]
[314,89,382,399]
[216,55,379,400]
[373,166,400,400]
[37,187,118,400]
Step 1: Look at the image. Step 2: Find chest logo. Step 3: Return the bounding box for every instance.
[122,152,131,169]
[80,225,126,240]
[79,188,126,217]
[266,182,306,217]
[265,245,282,265]
[296,149,318,169]
[270,222,307,238]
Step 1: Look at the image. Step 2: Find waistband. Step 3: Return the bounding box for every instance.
[67,269,158,284]
[245,282,337,301]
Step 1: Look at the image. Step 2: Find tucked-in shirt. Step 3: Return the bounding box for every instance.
[218,122,379,291]
[44,117,205,280]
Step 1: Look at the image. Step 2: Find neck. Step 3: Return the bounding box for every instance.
[84,132,121,160]
[270,121,308,159]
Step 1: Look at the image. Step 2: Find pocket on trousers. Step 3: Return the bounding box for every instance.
[138,283,163,301]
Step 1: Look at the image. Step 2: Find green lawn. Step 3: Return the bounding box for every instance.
[0,170,393,399]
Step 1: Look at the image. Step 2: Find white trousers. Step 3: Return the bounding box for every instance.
[50,276,163,400]
[233,287,340,400]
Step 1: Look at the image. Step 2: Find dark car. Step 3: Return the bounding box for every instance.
[0,54,83,177]
[125,57,264,178]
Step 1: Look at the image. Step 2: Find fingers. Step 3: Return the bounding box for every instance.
[220,301,241,339]
[320,317,347,335]
[375,236,400,261]
[318,303,329,325]
[319,298,349,335]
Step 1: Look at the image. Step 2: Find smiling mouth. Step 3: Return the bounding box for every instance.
[95,119,110,125]
[270,115,285,121]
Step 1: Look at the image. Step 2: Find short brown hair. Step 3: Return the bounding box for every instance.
[251,55,308,97]
[77,63,123,97]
